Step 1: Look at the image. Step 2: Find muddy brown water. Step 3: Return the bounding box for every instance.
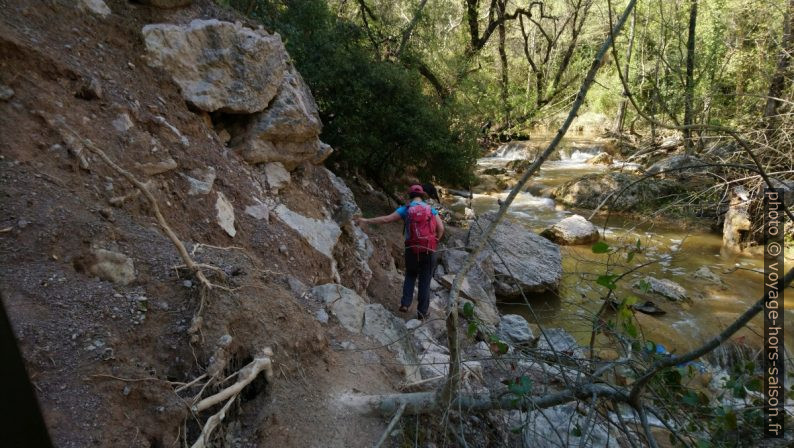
[465,135,793,355]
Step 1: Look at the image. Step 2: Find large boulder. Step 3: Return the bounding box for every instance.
[142,20,287,114]
[497,314,534,344]
[311,284,366,333]
[362,304,420,382]
[235,138,333,170]
[469,212,562,297]
[585,152,613,165]
[540,214,599,245]
[234,64,322,142]
[440,249,499,325]
[552,172,681,211]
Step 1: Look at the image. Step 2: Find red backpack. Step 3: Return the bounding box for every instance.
[406,203,438,254]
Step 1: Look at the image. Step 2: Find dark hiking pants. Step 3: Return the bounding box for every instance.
[401,248,436,319]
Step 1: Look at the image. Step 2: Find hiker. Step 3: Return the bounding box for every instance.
[354,185,444,319]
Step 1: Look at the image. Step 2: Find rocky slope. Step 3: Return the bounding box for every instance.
[0,1,406,446]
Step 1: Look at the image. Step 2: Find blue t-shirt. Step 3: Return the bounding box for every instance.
[396,201,438,240]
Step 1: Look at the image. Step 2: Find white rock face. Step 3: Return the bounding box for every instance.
[78,0,111,17]
[541,214,599,245]
[238,64,322,142]
[112,113,133,133]
[215,192,236,237]
[264,162,291,192]
[634,276,688,302]
[312,284,366,333]
[142,20,287,113]
[274,204,341,259]
[362,304,420,382]
[236,135,333,170]
[497,314,534,344]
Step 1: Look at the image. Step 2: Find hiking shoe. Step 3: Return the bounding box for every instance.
[398,305,409,313]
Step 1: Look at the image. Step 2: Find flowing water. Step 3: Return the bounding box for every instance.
[467,135,792,355]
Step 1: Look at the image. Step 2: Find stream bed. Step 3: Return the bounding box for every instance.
[464,135,792,355]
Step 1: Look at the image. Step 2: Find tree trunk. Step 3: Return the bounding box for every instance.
[764,0,794,128]
[613,8,636,133]
[683,0,697,154]
[497,1,510,129]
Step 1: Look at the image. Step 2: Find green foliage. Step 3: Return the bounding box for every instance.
[221,0,478,186]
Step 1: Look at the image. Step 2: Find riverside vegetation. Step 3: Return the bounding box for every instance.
[1,0,793,447]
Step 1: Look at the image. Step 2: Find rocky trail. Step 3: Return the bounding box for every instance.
[3,1,792,447]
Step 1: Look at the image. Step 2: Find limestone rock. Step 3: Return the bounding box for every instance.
[634,276,688,302]
[181,167,215,195]
[536,328,583,357]
[142,20,287,113]
[523,403,618,448]
[235,64,321,142]
[244,202,269,221]
[273,204,341,259]
[312,284,365,333]
[470,212,562,297]
[84,248,135,285]
[646,154,703,176]
[694,266,722,284]
[362,304,420,382]
[136,157,177,176]
[553,172,681,211]
[138,0,192,7]
[497,314,534,344]
[236,139,333,170]
[215,192,236,237]
[540,214,599,245]
[264,162,290,192]
[722,186,751,253]
[112,113,133,133]
[78,0,111,17]
[585,152,613,165]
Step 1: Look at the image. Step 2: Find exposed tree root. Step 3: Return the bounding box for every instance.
[190,396,235,448]
[192,348,274,413]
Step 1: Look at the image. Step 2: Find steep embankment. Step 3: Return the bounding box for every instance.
[0,1,410,446]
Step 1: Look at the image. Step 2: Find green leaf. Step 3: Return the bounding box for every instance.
[510,426,523,434]
[682,391,699,406]
[596,274,619,290]
[591,241,610,254]
[746,377,762,392]
[623,320,638,338]
[626,251,635,263]
[507,375,533,396]
[494,341,509,355]
[463,301,474,318]
[724,410,738,430]
[624,295,639,307]
[636,238,642,249]
[467,322,478,338]
[697,439,711,448]
[572,424,582,437]
[637,279,651,293]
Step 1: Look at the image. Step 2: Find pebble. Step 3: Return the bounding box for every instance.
[182,280,193,288]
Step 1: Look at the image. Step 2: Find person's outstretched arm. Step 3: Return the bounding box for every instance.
[355,212,402,225]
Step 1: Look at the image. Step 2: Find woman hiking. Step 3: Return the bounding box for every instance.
[354,185,444,320]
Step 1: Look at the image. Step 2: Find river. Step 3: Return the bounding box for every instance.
[462,135,792,357]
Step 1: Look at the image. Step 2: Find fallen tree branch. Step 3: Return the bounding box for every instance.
[373,402,407,448]
[343,382,630,417]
